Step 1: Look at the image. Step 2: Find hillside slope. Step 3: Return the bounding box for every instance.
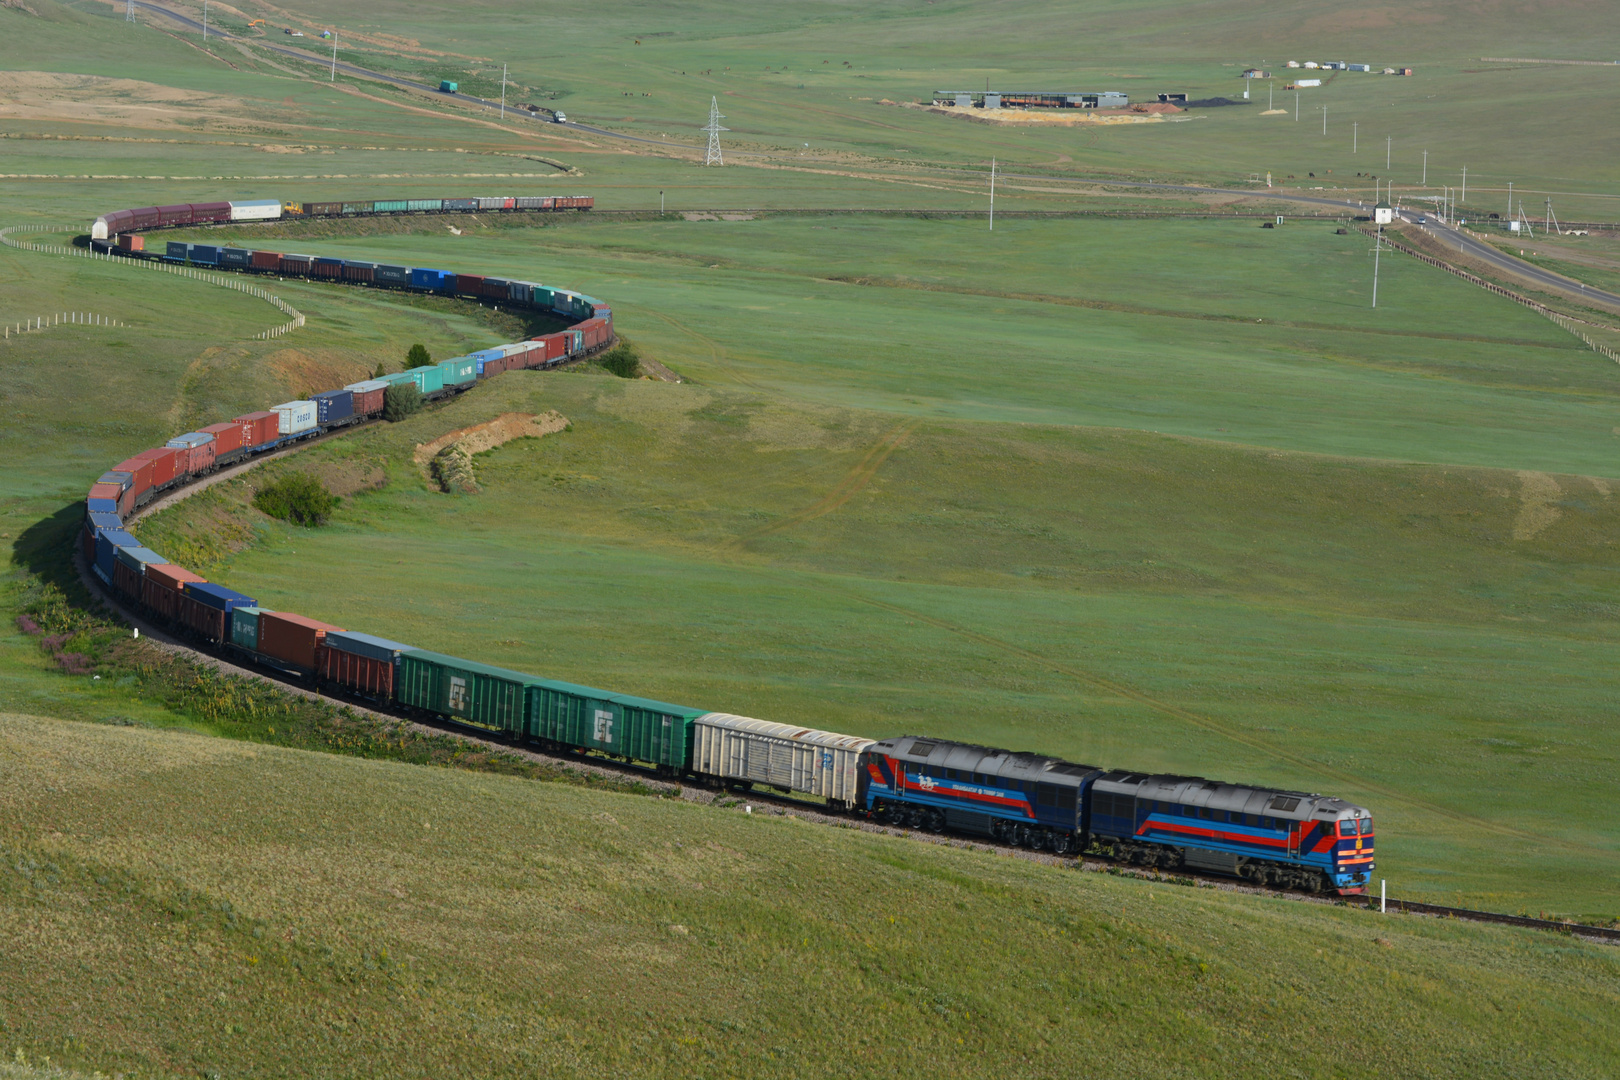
[1,713,1614,1079]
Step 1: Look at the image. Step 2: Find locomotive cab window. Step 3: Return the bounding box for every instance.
[1360,816,1374,834]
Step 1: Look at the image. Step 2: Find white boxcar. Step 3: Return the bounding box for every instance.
[693,713,875,808]
[271,400,317,437]
[229,199,282,222]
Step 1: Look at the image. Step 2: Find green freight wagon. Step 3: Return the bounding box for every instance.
[439,356,477,387]
[397,649,538,734]
[374,200,408,213]
[407,199,443,212]
[527,678,707,771]
[342,201,374,215]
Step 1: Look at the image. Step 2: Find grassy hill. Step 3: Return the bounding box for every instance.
[2,712,1616,1079]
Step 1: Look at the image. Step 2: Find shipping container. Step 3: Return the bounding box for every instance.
[397,649,538,734]
[97,470,133,493]
[250,250,282,272]
[343,379,387,417]
[112,545,168,600]
[185,581,257,612]
[190,244,221,266]
[231,411,280,453]
[470,348,507,375]
[132,446,180,489]
[477,355,507,377]
[165,431,216,475]
[410,267,454,291]
[94,529,140,581]
[87,511,124,533]
[116,233,145,252]
[228,199,282,222]
[157,204,193,227]
[200,420,248,464]
[88,484,133,517]
[220,247,251,268]
[409,365,445,395]
[231,605,267,652]
[319,630,411,699]
[86,496,121,517]
[143,563,205,621]
[375,264,410,286]
[507,280,533,303]
[311,389,354,425]
[455,274,485,296]
[527,678,706,770]
[406,199,442,213]
[111,455,155,499]
[271,400,318,438]
[165,241,191,262]
[177,585,252,642]
[439,356,477,387]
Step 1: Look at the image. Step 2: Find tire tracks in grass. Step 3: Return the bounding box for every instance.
[838,590,1569,848]
[734,420,918,544]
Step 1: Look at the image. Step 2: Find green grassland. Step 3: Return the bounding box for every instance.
[4,0,1620,1073]
[3,712,1616,1080]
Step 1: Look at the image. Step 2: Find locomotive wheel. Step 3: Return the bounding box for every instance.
[906,807,925,829]
[1051,832,1074,856]
[926,809,946,833]
[1011,824,1030,847]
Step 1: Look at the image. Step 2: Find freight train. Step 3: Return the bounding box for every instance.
[77,194,1376,897]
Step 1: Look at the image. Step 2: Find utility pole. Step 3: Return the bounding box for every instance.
[1295,91,1299,121]
[202,0,208,41]
[1268,81,1273,110]
[989,157,996,231]
[1322,106,1327,135]
[660,190,664,215]
[330,40,337,81]
[1386,135,1391,169]
[1371,226,1382,308]
[1422,149,1427,186]
[1353,121,1357,153]
[126,0,135,22]
[1507,181,1513,219]
[1461,165,1466,203]
[500,63,507,119]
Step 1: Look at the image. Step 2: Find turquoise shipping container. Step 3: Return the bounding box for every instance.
[231,606,267,651]
[438,356,477,387]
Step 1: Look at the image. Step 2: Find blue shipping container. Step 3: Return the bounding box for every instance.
[190,245,221,266]
[86,498,118,516]
[87,512,124,533]
[220,248,251,268]
[164,241,191,262]
[98,470,133,491]
[376,264,410,285]
[311,389,354,424]
[325,630,412,664]
[410,267,454,291]
[115,545,168,572]
[95,529,140,579]
[184,582,257,612]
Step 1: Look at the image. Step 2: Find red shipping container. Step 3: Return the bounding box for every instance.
[531,333,567,365]
[257,611,344,671]
[144,564,205,621]
[116,233,145,252]
[348,385,384,417]
[177,592,228,641]
[232,411,280,450]
[481,356,507,378]
[110,456,155,499]
[88,481,124,504]
[316,643,396,698]
[455,274,485,296]
[251,250,282,271]
[166,438,215,475]
[200,420,247,460]
[132,447,179,488]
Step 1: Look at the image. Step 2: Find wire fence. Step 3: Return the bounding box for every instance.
[0,224,307,341]
[1367,226,1620,365]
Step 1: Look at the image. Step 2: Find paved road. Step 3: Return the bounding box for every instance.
[131,1,1620,310]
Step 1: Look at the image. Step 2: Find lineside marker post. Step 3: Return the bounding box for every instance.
[988,157,996,231]
[1381,879,1386,913]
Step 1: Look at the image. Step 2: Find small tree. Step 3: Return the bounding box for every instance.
[373,361,388,379]
[406,343,432,369]
[596,338,642,379]
[382,382,422,422]
[253,472,339,526]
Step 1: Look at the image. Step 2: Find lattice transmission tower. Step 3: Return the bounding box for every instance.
[702,96,727,166]
[126,0,135,21]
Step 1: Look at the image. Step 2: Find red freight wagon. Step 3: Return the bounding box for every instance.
[103,210,133,232]
[112,557,145,600]
[144,564,206,621]
[157,204,193,227]
[110,456,155,500]
[480,356,507,378]
[232,411,280,451]
[200,420,247,462]
[126,207,161,229]
[190,201,232,224]
[315,644,396,698]
[176,592,229,641]
[455,274,485,296]
[116,233,145,252]
[257,611,344,671]
[341,263,375,284]
[518,342,546,368]
[250,250,282,272]
[310,260,343,279]
[166,436,215,475]
[481,279,508,300]
[348,385,385,417]
[133,446,180,487]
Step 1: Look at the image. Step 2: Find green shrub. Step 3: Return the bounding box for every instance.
[373,361,388,379]
[383,381,422,422]
[406,342,432,368]
[595,338,642,379]
[252,472,339,526]
[430,443,479,494]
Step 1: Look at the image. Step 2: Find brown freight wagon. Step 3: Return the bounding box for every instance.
[250,250,282,271]
[177,592,229,641]
[455,274,485,296]
[257,610,344,671]
[166,436,215,475]
[144,564,206,621]
[316,644,396,698]
[112,557,144,600]
[341,263,375,284]
[482,355,508,377]
[347,384,385,417]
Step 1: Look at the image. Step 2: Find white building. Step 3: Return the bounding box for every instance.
[1373,202,1395,225]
